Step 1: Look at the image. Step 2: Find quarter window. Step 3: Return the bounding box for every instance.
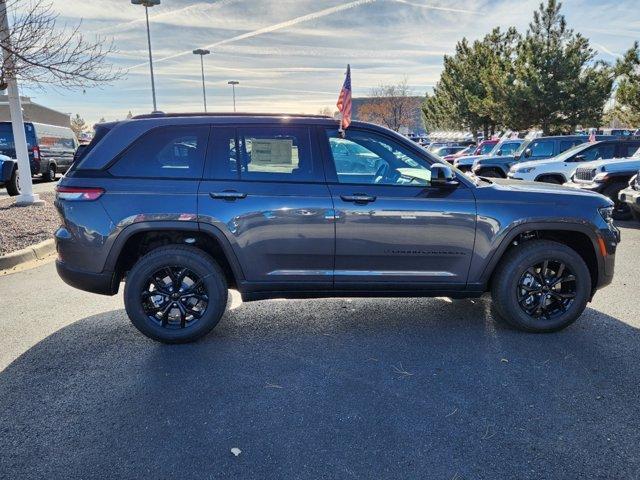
[110,125,209,178]
[326,129,433,186]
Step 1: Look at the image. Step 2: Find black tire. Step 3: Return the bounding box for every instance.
[603,183,631,221]
[124,245,228,343]
[6,167,20,196]
[491,239,591,333]
[42,163,56,182]
[480,168,504,178]
[537,175,562,184]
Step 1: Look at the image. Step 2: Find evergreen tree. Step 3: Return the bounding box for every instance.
[607,42,640,126]
[70,113,87,137]
[512,0,613,134]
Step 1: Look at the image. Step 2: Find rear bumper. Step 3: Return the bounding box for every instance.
[56,260,118,295]
[619,186,640,212]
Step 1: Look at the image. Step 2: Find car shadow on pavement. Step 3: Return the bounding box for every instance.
[1,296,639,479]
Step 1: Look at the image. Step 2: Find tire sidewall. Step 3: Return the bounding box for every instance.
[124,249,227,343]
[496,245,591,332]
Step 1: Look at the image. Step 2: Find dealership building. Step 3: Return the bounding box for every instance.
[0,95,71,127]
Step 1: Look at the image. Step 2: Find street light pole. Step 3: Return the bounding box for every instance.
[0,0,41,205]
[193,49,211,112]
[228,81,239,112]
[132,0,160,112]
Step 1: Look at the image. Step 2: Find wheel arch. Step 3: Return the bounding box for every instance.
[534,172,566,184]
[480,222,602,294]
[105,221,245,290]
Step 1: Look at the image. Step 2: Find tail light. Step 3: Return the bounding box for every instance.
[56,186,104,201]
[32,146,40,159]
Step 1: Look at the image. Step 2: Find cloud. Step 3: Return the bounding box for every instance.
[391,0,481,15]
[127,0,379,70]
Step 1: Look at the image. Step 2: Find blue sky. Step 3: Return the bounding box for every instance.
[18,0,640,124]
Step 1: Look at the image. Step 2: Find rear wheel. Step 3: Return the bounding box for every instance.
[124,245,228,343]
[603,183,631,221]
[491,240,591,332]
[42,163,56,182]
[6,168,20,196]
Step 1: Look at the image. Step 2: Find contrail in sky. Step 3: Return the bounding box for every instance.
[127,0,377,70]
[392,0,481,15]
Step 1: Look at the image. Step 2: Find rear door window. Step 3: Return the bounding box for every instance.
[236,126,319,182]
[109,125,209,179]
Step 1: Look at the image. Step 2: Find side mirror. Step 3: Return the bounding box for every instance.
[430,163,458,187]
[495,150,502,156]
[524,148,532,158]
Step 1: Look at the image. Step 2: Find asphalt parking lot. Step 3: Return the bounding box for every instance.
[1,223,639,479]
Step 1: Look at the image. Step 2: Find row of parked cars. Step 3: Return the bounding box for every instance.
[436,135,640,221]
[0,121,79,195]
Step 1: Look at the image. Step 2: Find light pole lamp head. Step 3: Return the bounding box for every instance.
[132,0,161,6]
[228,81,239,86]
[193,49,211,56]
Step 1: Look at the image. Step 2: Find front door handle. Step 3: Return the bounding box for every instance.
[210,191,247,200]
[340,193,376,204]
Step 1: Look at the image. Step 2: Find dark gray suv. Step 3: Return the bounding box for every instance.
[55,113,620,343]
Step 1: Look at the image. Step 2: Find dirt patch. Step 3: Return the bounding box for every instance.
[0,192,59,256]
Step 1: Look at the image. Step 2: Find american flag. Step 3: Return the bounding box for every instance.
[336,64,352,131]
[588,130,596,143]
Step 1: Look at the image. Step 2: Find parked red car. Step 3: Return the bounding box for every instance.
[443,139,499,163]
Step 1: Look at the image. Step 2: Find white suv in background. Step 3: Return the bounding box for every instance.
[507,139,640,184]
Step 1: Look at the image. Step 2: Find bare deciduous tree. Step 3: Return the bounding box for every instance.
[0,0,122,90]
[357,79,419,132]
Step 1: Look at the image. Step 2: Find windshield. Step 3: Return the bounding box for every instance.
[479,143,495,155]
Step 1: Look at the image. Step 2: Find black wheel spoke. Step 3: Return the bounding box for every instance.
[141,266,209,329]
[517,259,576,322]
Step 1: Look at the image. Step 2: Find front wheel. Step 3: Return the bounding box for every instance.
[491,240,591,332]
[124,245,228,343]
[6,168,20,196]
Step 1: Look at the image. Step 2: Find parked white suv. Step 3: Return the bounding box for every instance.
[508,139,640,184]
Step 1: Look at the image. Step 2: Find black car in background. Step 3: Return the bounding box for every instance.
[0,121,78,195]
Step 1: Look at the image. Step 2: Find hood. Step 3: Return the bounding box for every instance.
[474,154,517,166]
[579,157,640,173]
[488,177,610,202]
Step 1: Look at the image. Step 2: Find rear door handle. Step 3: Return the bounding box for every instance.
[340,194,376,204]
[209,191,247,200]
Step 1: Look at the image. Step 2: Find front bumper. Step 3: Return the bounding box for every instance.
[618,186,640,212]
[564,180,605,193]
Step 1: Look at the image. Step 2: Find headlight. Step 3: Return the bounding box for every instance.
[593,172,609,182]
[517,167,536,173]
[598,206,614,223]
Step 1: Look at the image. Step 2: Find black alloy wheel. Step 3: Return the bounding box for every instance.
[141,266,209,329]
[516,260,576,321]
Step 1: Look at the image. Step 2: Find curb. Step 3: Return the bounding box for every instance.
[0,239,56,271]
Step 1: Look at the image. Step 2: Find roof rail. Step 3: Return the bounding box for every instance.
[131,112,333,120]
